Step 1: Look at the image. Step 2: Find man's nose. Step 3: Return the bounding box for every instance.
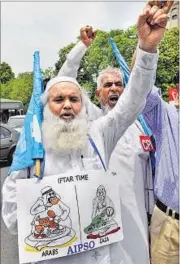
[63,99,71,109]
[110,83,118,91]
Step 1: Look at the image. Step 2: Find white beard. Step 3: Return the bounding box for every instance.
[101,104,111,114]
[42,105,88,154]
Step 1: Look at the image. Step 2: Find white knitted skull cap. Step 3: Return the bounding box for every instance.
[45,75,82,93]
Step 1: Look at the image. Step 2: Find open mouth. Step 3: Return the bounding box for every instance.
[108,95,119,106]
[61,113,74,120]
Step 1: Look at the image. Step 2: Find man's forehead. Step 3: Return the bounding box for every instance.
[101,73,121,83]
[49,82,81,96]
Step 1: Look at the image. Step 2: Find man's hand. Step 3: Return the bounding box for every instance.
[80,26,97,47]
[148,1,174,14]
[137,4,168,52]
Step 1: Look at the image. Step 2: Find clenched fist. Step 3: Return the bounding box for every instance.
[137,3,168,52]
[80,26,97,47]
[148,1,174,14]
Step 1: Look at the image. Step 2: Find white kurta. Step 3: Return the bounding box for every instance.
[2,47,158,264]
[109,121,152,264]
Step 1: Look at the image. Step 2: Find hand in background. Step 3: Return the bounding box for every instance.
[80,26,97,47]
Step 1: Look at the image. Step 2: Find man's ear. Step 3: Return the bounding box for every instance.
[95,88,100,99]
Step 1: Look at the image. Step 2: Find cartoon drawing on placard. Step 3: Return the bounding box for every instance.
[84,185,120,239]
[25,186,76,251]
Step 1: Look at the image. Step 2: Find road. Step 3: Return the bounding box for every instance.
[0,162,19,264]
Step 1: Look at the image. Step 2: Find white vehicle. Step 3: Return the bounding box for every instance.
[7,115,25,133]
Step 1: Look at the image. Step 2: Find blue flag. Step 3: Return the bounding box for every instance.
[109,38,152,136]
[8,51,44,175]
[109,38,130,87]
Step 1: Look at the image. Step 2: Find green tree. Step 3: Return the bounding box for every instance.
[0,83,12,98]
[42,67,55,79]
[0,62,15,84]
[156,27,179,101]
[54,26,178,102]
[2,72,33,109]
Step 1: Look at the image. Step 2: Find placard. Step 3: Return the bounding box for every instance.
[16,170,123,263]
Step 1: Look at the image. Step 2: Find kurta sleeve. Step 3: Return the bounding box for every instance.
[58,41,87,79]
[2,169,28,235]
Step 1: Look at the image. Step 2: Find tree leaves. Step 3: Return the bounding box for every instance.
[1,72,33,110]
[0,62,15,84]
[1,26,178,108]
[156,27,179,101]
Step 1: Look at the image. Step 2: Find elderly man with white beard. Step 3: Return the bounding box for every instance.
[2,5,167,264]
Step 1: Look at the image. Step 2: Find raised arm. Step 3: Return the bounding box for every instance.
[93,3,168,164]
[58,26,96,79]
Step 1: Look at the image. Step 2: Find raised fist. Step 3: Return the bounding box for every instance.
[80,26,97,47]
[148,1,174,14]
[137,3,168,52]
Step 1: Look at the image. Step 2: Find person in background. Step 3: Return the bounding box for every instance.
[142,83,179,264]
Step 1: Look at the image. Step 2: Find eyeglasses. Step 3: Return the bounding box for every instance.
[103,81,123,88]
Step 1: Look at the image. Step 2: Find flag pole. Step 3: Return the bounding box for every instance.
[33,51,44,178]
[35,160,41,177]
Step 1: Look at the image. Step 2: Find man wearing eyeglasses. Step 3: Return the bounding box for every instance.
[58,26,155,264]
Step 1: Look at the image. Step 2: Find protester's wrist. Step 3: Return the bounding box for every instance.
[135,46,159,70]
[81,39,91,47]
[139,42,157,53]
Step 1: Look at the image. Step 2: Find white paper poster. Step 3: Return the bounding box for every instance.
[16,170,123,263]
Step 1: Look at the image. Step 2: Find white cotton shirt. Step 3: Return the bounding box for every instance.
[109,121,152,264]
[2,47,158,264]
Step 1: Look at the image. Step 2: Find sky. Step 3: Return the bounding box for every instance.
[1,1,145,76]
